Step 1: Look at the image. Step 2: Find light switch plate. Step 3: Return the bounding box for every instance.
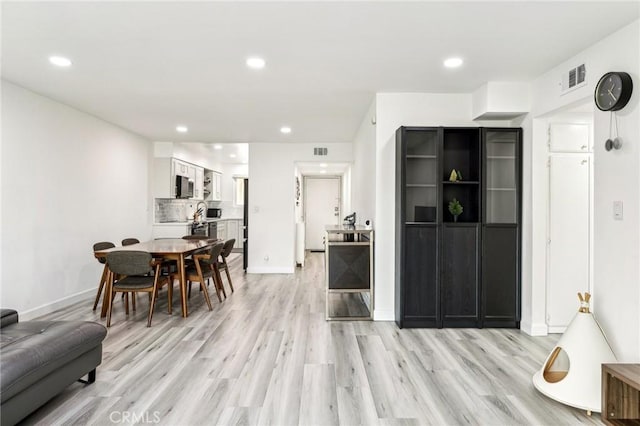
[613,201,623,220]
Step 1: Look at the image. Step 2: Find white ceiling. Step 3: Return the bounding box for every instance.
[2,2,639,145]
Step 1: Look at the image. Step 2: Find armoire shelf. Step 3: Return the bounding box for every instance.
[395,126,522,329]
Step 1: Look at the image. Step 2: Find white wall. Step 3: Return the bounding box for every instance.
[351,100,376,224]
[374,92,511,320]
[1,81,153,318]
[248,143,352,273]
[216,163,248,218]
[530,20,640,361]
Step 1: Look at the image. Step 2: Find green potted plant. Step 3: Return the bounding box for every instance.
[448,198,463,222]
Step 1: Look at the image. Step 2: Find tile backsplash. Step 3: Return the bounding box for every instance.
[155,199,197,222]
[155,199,243,222]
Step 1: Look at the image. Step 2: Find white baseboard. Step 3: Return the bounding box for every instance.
[246,266,295,274]
[547,326,567,334]
[373,309,394,321]
[20,288,94,321]
[520,320,548,336]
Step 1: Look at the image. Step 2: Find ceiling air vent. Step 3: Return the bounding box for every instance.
[561,64,586,95]
[314,147,328,156]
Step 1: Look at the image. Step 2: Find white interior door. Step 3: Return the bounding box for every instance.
[547,154,591,331]
[305,177,341,251]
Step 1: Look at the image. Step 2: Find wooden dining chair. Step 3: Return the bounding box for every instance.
[92,241,115,311]
[217,239,236,294]
[121,238,140,246]
[105,251,171,327]
[174,241,225,308]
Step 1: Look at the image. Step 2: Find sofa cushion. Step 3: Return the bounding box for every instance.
[0,320,107,402]
[0,310,18,328]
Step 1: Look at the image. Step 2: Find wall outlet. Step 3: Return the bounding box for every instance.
[613,201,623,220]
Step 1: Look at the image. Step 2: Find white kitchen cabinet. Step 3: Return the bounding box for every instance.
[154,157,209,200]
[174,158,190,176]
[153,158,175,198]
[212,172,222,201]
[227,220,238,244]
[217,220,227,241]
[152,223,191,239]
[203,170,222,201]
[194,167,204,200]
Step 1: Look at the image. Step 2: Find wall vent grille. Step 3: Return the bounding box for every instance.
[561,64,586,95]
[314,147,328,156]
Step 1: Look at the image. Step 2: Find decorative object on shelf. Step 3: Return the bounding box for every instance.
[532,293,617,415]
[448,169,463,182]
[448,198,463,222]
[295,177,301,206]
[595,72,633,112]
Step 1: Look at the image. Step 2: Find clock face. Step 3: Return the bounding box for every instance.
[595,72,633,111]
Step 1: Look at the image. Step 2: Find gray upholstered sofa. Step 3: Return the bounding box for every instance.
[0,309,107,426]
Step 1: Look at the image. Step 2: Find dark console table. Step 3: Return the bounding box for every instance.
[325,225,374,320]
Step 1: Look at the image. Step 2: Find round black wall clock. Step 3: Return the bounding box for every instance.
[594,71,633,111]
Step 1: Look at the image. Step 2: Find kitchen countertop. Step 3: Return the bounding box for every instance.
[153,217,243,226]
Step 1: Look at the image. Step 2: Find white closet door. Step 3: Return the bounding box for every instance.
[549,123,590,152]
[547,155,591,330]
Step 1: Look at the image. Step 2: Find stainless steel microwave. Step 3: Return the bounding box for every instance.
[175,175,193,198]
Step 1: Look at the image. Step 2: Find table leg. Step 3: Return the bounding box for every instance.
[179,254,188,317]
[100,269,112,318]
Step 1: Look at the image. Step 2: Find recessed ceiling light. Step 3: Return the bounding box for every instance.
[246,57,266,69]
[213,144,223,150]
[280,126,292,134]
[444,57,463,68]
[49,56,72,67]
[176,125,188,133]
[320,170,327,174]
[320,163,328,168]
[229,154,237,158]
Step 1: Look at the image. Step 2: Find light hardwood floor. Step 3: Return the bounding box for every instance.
[23,253,602,425]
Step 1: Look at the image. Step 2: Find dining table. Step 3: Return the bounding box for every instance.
[94,238,219,318]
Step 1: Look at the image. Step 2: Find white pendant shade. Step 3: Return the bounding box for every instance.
[533,294,617,413]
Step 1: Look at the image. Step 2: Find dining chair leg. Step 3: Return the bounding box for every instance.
[224,260,234,292]
[210,277,222,303]
[106,275,115,327]
[214,265,226,299]
[167,279,173,314]
[131,292,136,311]
[147,288,158,327]
[200,281,213,311]
[100,270,112,318]
[188,281,192,299]
[93,265,108,311]
[124,293,130,315]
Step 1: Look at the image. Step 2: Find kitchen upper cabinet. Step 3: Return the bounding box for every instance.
[174,159,190,177]
[153,158,176,198]
[211,172,222,201]
[153,157,208,200]
[194,167,204,200]
[203,170,222,201]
